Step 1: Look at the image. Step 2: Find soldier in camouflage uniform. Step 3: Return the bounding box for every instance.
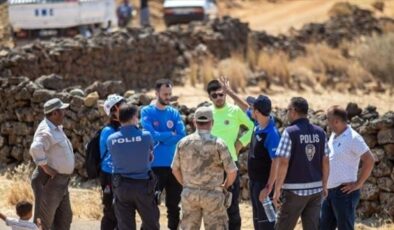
[172,106,238,230]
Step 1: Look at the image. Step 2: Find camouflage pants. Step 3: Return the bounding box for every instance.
[181,188,228,230]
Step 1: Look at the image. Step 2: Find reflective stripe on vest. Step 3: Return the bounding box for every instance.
[282,181,322,190]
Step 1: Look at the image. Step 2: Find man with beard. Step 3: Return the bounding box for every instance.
[140,79,186,230]
[207,80,254,230]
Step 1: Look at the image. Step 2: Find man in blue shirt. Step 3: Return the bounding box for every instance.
[100,94,125,230]
[140,79,186,230]
[108,104,159,230]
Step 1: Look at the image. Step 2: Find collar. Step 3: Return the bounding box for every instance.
[291,117,309,126]
[213,103,228,112]
[255,116,275,133]
[120,124,138,131]
[196,129,210,134]
[45,118,60,130]
[334,125,351,139]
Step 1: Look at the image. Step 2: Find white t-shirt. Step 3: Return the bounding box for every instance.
[5,217,39,230]
[327,126,370,189]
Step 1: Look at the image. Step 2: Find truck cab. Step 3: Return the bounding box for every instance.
[8,0,117,39]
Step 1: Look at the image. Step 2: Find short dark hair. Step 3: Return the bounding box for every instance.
[155,79,172,91]
[16,201,32,217]
[290,97,309,115]
[206,80,222,94]
[119,104,138,123]
[329,105,348,122]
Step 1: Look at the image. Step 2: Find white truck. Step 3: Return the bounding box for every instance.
[8,0,117,39]
[163,0,218,27]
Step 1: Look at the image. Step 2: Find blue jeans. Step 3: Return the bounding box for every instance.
[249,180,275,230]
[320,186,360,230]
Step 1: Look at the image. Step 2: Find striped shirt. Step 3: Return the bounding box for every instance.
[276,130,329,196]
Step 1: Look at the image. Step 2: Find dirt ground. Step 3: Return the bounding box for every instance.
[0,177,392,230]
[150,85,393,114]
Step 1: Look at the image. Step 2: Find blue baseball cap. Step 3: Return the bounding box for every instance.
[248,95,272,116]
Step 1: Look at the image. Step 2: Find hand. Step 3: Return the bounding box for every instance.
[341,182,362,194]
[322,186,328,199]
[259,185,272,202]
[41,165,57,179]
[36,218,42,230]
[218,76,231,93]
[235,140,243,154]
[272,188,282,210]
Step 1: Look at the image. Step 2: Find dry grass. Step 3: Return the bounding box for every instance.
[217,55,249,93]
[355,33,394,85]
[256,51,291,87]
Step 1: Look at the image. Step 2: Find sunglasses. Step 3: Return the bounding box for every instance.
[210,93,225,99]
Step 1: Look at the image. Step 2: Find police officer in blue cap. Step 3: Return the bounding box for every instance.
[107,103,159,230]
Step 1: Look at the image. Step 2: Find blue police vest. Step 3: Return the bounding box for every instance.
[283,118,326,190]
[107,125,153,180]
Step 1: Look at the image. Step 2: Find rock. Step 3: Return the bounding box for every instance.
[35,74,64,90]
[377,129,394,145]
[69,88,85,97]
[0,136,5,148]
[32,89,56,103]
[70,96,85,112]
[346,103,362,120]
[84,92,99,107]
[360,182,380,201]
[377,177,394,192]
[371,111,394,130]
[379,192,394,218]
[363,134,377,148]
[357,201,380,218]
[0,146,11,164]
[384,144,394,160]
[10,146,23,161]
[371,148,385,163]
[373,159,393,177]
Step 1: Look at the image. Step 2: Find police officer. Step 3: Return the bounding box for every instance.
[107,104,159,230]
[172,106,238,230]
[273,97,330,230]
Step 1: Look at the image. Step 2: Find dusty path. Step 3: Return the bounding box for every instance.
[221,0,394,34]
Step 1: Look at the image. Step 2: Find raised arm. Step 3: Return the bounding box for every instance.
[219,76,249,112]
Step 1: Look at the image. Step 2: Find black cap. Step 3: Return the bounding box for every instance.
[251,95,272,116]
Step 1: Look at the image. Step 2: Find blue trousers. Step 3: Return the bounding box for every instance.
[320,186,360,230]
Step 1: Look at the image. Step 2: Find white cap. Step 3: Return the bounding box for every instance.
[103,94,125,116]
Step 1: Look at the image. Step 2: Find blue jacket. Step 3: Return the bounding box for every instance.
[107,125,153,179]
[140,104,186,167]
[99,124,119,173]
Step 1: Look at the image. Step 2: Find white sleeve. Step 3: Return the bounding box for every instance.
[352,134,370,157]
[5,217,18,226]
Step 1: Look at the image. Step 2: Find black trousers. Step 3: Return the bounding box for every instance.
[152,167,182,230]
[113,176,160,230]
[100,171,117,230]
[227,168,242,230]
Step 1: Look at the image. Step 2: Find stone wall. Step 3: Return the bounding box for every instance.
[0,17,249,89]
[0,76,393,218]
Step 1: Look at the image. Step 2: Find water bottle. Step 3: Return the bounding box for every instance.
[262,197,277,222]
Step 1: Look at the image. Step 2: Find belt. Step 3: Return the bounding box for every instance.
[121,177,149,183]
[282,181,322,190]
[184,186,224,192]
